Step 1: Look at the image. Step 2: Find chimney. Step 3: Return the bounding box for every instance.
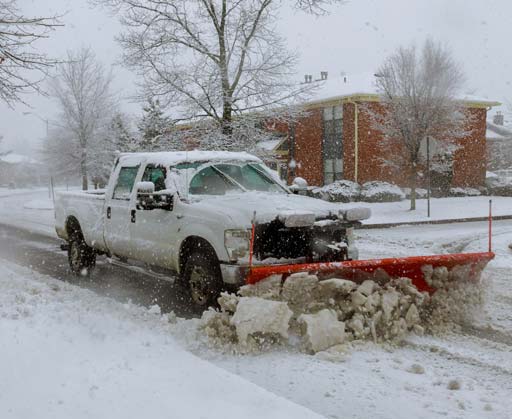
[493,111,504,126]
[320,71,328,80]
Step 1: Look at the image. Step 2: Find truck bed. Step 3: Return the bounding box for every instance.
[54,189,108,252]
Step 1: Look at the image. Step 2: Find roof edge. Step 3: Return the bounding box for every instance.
[303,93,501,110]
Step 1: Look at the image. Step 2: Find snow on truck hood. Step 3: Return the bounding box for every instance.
[188,192,370,226]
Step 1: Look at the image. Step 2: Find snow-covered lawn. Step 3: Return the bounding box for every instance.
[0,187,47,198]
[0,189,56,237]
[358,195,512,225]
[0,261,322,419]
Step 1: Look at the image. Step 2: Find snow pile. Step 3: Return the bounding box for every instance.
[200,274,429,354]
[311,180,361,203]
[231,297,293,346]
[201,263,487,354]
[421,263,486,333]
[360,181,405,203]
[449,187,482,197]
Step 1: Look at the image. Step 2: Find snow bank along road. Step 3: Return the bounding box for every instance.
[0,259,324,419]
[1,211,512,418]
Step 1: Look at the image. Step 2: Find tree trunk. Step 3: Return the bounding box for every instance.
[221,101,233,136]
[80,146,88,191]
[409,169,417,211]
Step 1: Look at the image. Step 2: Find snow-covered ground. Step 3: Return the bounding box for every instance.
[0,189,56,237]
[0,187,48,199]
[179,222,512,419]
[359,196,512,225]
[0,261,322,419]
[1,187,512,418]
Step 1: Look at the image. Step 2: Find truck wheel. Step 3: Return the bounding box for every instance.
[68,232,96,276]
[181,251,223,311]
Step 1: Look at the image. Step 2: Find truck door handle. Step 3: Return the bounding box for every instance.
[131,209,136,223]
[107,206,111,219]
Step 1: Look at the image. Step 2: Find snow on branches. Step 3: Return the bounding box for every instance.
[91,0,338,137]
[366,38,471,210]
[0,0,61,105]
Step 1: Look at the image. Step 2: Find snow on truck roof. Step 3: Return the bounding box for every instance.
[118,150,261,166]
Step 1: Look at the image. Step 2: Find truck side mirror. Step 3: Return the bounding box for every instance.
[289,177,308,195]
[136,181,155,195]
[136,181,174,211]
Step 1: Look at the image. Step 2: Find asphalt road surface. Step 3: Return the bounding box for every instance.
[0,223,194,316]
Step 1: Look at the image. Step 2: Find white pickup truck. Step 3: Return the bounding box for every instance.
[55,151,370,310]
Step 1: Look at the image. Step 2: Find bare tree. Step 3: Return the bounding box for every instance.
[49,47,116,190]
[41,125,82,181]
[92,0,343,144]
[0,0,61,105]
[295,0,346,14]
[370,39,467,210]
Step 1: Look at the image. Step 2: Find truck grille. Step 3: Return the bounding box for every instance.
[253,219,347,262]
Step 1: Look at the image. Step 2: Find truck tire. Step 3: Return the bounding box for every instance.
[181,251,223,311]
[68,231,96,276]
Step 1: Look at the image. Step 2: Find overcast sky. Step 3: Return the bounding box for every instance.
[1,0,511,155]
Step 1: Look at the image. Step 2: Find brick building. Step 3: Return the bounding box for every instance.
[273,73,499,188]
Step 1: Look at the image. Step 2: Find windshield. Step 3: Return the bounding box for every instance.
[188,163,287,195]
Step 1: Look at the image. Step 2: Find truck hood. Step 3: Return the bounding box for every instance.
[187,192,363,227]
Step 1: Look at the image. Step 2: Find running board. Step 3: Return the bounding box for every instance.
[107,258,176,283]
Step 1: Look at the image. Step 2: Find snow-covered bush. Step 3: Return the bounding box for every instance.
[314,180,361,203]
[486,171,498,180]
[306,186,324,200]
[449,187,481,197]
[360,181,405,203]
[486,177,512,197]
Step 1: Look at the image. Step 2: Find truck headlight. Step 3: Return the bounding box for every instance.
[224,229,251,261]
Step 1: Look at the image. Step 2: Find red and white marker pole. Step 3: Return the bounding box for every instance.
[488,199,493,253]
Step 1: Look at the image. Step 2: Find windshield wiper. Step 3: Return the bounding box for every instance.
[211,165,247,192]
[248,164,289,193]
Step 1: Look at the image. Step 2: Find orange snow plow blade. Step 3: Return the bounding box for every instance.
[245,252,495,294]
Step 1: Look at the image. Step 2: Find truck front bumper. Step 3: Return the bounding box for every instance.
[220,263,250,285]
[219,244,359,286]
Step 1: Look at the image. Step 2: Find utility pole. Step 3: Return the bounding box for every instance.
[427,136,431,218]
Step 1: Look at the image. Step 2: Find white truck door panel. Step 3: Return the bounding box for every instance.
[130,208,178,268]
[104,164,140,258]
[130,164,178,268]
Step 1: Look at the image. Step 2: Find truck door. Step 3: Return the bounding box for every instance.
[104,164,140,259]
[130,164,178,269]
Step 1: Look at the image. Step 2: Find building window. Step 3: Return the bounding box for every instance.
[323,105,343,184]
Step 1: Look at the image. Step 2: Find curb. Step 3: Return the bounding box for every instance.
[360,215,512,229]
